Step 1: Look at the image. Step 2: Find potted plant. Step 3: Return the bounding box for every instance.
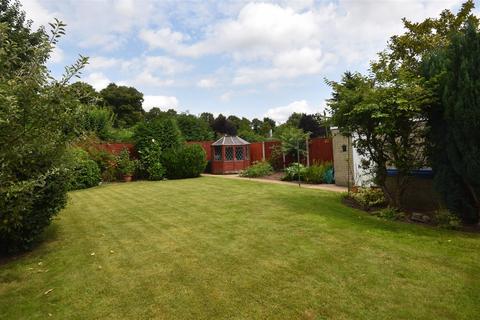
[116,148,137,182]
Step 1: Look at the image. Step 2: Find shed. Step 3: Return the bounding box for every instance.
[211,135,251,174]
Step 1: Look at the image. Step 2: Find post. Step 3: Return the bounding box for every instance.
[306,136,310,167]
[297,140,301,187]
[262,141,266,161]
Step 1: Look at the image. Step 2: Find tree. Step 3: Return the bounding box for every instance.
[200,112,215,127]
[69,81,101,105]
[251,118,263,134]
[425,19,480,224]
[286,112,303,127]
[298,114,327,138]
[212,114,237,136]
[327,1,477,209]
[100,83,144,127]
[134,117,184,153]
[0,1,88,253]
[176,113,214,141]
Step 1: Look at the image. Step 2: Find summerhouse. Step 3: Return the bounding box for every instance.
[211,135,250,174]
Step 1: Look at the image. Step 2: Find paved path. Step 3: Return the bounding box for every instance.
[202,174,347,193]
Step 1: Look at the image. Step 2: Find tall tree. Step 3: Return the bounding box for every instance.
[100,83,144,127]
[298,114,327,138]
[212,114,237,136]
[425,19,480,224]
[176,113,214,141]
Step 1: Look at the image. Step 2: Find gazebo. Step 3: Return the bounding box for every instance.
[211,135,250,174]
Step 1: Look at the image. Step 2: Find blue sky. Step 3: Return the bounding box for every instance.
[22,0,476,122]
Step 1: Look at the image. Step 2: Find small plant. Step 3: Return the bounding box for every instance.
[435,210,462,230]
[240,161,273,178]
[350,187,387,210]
[373,207,405,221]
[282,163,306,181]
[116,148,137,181]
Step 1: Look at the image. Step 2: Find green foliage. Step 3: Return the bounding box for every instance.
[115,148,137,176]
[282,163,306,181]
[100,83,144,128]
[138,141,165,180]
[66,148,101,190]
[69,81,101,105]
[176,113,214,141]
[303,162,333,184]
[161,144,207,179]
[434,210,462,230]
[277,126,309,157]
[350,188,387,210]
[240,161,273,178]
[373,207,406,221]
[134,117,183,152]
[103,127,135,142]
[79,106,114,140]
[425,19,480,224]
[0,1,88,253]
[0,167,70,254]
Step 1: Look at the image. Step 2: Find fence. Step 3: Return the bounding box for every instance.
[189,138,333,167]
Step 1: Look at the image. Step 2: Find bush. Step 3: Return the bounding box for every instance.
[282,163,306,181]
[80,107,114,140]
[134,117,183,152]
[240,161,273,178]
[161,144,206,179]
[116,148,137,176]
[350,187,387,210]
[373,207,406,221]
[65,148,101,190]
[0,168,70,254]
[303,162,328,184]
[435,210,462,230]
[137,141,165,180]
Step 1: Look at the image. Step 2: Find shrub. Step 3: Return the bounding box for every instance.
[350,187,387,210]
[0,168,70,254]
[137,140,165,180]
[282,163,306,181]
[268,145,284,170]
[373,207,406,221]
[304,162,328,184]
[65,148,101,190]
[435,210,462,230]
[161,144,206,179]
[116,148,137,176]
[134,117,183,152]
[240,161,273,178]
[80,107,114,140]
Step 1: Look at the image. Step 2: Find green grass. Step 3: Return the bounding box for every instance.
[1,177,479,319]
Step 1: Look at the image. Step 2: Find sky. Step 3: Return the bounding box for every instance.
[21,0,478,123]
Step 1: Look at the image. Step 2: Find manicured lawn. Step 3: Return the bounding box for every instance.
[1,177,479,319]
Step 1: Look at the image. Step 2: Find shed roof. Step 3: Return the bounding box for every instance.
[212,135,250,146]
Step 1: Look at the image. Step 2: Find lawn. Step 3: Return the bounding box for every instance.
[1,177,479,319]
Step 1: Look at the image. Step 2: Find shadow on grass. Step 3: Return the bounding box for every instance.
[0,222,60,266]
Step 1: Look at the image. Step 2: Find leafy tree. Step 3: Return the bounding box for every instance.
[425,19,480,224]
[251,118,263,134]
[145,107,165,122]
[134,117,183,153]
[69,81,101,105]
[298,114,327,138]
[100,83,144,127]
[176,113,214,141]
[212,114,237,136]
[0,1,88,253]
[200,112,215,129]
[286,112,303,127]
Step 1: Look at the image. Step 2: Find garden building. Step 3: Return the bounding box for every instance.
[211,135,250,174]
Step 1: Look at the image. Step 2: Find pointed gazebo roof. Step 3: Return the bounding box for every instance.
[212,135,250,146]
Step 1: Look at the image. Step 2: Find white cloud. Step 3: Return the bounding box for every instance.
[144,56,191,75]
[197,78,217,88]
[83,72,111,90]
[264,100,319,123]
[220,91,233,102]
[130,70,174,87]
[21,0,57,28]
[87,56,123,70]
[143,95,179,111]
[49,46,64,64]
